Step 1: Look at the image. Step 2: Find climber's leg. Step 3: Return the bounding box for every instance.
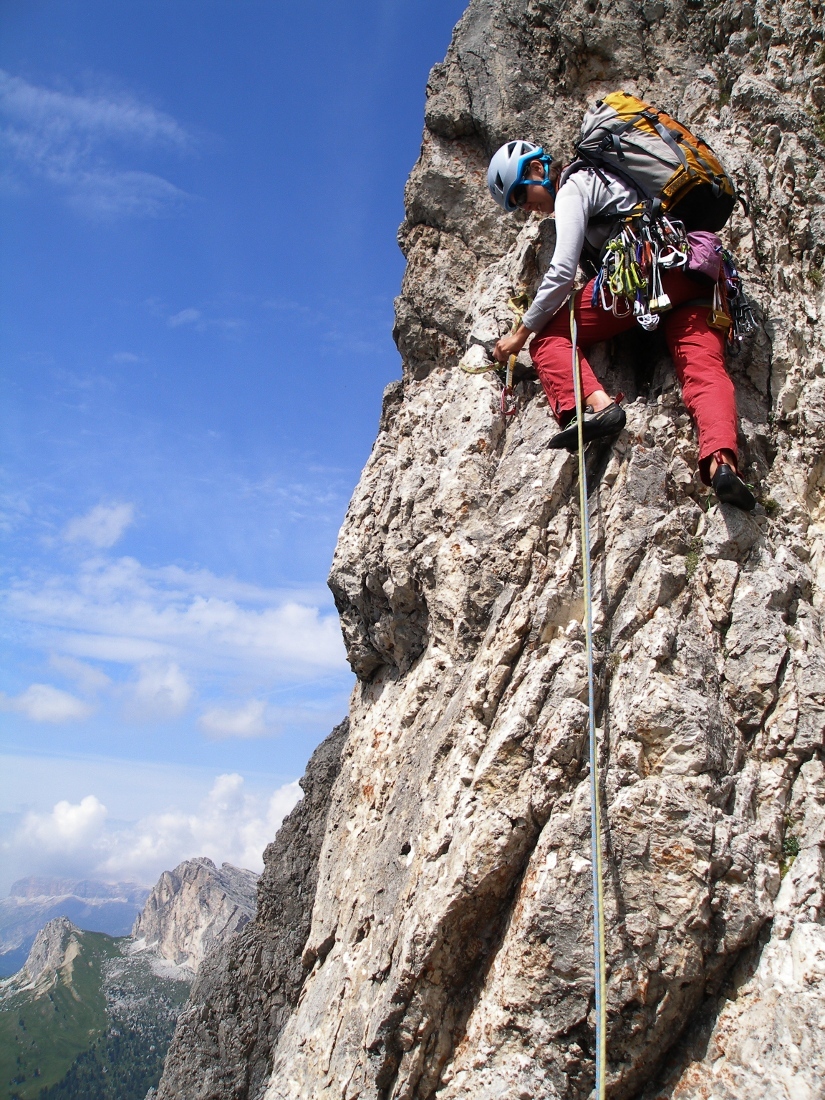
[661,270,739,485]
[529,279,636,422]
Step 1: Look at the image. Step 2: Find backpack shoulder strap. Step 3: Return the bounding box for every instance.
[559,159,612,191]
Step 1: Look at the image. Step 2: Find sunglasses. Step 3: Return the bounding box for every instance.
[511,184,528,208]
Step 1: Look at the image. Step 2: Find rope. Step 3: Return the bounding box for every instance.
[569,294,607,1100]
[460,292,532,419]
[460,357,499,375]
[501,292,531,418]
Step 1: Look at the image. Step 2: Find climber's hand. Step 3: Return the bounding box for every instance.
[493,326,530,363]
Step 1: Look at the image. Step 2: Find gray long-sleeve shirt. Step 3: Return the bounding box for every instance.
[521,167,640,334]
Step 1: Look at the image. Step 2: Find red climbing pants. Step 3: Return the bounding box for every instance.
[529,268,738,484]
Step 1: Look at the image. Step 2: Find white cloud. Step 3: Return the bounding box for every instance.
[65,634,166,664]
[162,305,241,333]
[167,307,202,327]
[20,794,108,849]
[110,351,143,364]
[65,169,187,219]
[99,774,302,877]
[6,556,348,681]
[50,654,111,695]
[63,502,135,548]
[6,776,302,884]
[0,70,189,145]
[127,662,192,719]
[0,69,191,217]
[0,683,95,723]
[0,753,243,823]
[198,699,268,738]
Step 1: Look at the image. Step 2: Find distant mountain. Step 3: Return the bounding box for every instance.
[6,879,145,903]
[0,859,258,1100]
[0,878,149,978]
[133,857,258,971]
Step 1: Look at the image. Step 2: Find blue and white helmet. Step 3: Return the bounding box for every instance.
[487,140,554,212]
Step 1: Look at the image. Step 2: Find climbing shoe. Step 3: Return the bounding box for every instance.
[548,401,626,452]
[712,462,756,511]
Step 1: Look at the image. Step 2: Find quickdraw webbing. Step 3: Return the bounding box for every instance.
[569,295,608,1100]
[460,358,500,375]
[460,292,532,418]
[501,292,531,417]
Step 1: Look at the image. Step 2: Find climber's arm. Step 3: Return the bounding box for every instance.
[519,181,588,335]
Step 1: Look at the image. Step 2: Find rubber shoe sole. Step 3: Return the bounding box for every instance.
[549,402,626,452]
[712,464,756,511]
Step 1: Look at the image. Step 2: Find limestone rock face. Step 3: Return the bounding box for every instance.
[21,916,80,986]
[155,720,349,1100]
[650,759,825,1099]
[162,1,825,1097]
[133,858,258,972]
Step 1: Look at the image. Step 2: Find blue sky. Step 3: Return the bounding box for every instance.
[0,0,468,890]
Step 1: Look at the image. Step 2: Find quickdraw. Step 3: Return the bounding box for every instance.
[593,215,689,326]
[501,291,532,418]
[715,247,758,350]
[459,292,532,419]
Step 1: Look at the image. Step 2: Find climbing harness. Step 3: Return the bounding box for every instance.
[569,296,608,1100]
[460,292,532,419]
[591,214,757,349]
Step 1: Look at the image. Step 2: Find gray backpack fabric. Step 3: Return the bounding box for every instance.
[563,91,738,232]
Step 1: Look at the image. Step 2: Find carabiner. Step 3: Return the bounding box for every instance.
[658,245,687,268]
[612,294,633,318]
[609,261,626,296]
[501,385,517,417]
[600,280,616,313]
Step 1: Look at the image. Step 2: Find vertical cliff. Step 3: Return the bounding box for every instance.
[156,720,349,1100]
[160,1,825,1097]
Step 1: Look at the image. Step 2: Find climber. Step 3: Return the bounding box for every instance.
[486,140,756,511]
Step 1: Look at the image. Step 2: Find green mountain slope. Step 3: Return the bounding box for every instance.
[36,1020,177,1100]
[0,929,117,1099]
[0,927,190,1100]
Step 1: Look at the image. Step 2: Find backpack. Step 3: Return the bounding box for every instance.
[565,91,739,232]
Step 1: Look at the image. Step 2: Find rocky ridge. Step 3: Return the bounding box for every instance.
[132,857,258,972]
[1,860,258,1099]
[19,916,83,987]
[159,1,825,1097]
[155,720,349,1100]
[0,917,191,1100]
